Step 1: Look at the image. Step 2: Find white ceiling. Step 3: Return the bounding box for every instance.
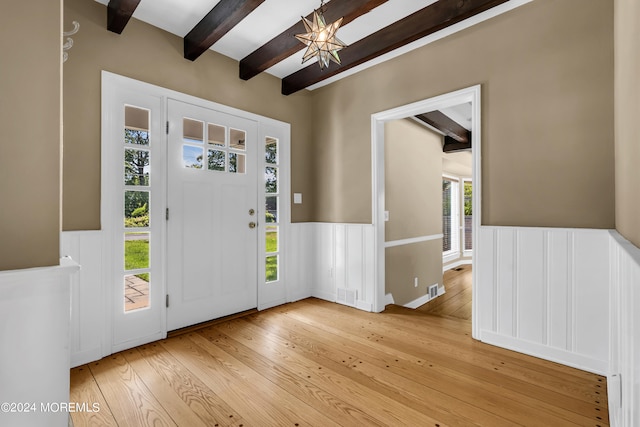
[95,0,530,90]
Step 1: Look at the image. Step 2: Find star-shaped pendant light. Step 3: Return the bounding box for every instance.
[295,1,347,70]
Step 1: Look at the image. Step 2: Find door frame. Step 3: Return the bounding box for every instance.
[370,84,481,338]
[101,71,291,355]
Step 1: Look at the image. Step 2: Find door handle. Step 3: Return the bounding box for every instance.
[249,222,256,229]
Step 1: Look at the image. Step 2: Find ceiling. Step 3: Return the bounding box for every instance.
[97,0,529,94]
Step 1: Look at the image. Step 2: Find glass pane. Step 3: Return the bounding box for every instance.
[125,273,150,312]
[464,182,473,251]
[208,123,225,147]
[124,129,149,146]
[266,255,278,282]
[183,118,204,144]
[124,191,149,228]
[230,128,246,150]
[229,153,246,173]
[124,148,150,186]
[208,149,225,171]
[183,145,203,169]
[442,180,452,252]
[266,196,278,223]
[266,226,278,253]
[124,232,149,270]
[125,106,149,137]
[265,137,278,164]
[266,166,278,193]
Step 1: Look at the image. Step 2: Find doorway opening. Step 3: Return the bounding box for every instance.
[371,85,481,338]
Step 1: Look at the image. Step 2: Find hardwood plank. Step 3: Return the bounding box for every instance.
[123,344,244,427]
[88,354,177,426]
[69,366,118,427]
[71,298,609,426]
[197,327,389,426]
[244,311,515,426]
[161,333,337,426]
[210,319,444,426]
[284,300,607,424]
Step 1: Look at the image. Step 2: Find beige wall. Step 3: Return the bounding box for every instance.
[614,0,640,248]
[0,1,61,270]
[385,120,443,241]
[309,0,614,228]
[62,0,314,230]
[384,119,443,304]
[386,241,442,306]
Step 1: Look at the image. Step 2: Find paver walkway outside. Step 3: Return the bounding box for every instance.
[125,274,149,311]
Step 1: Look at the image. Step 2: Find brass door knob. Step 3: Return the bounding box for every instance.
[249,222,256,229]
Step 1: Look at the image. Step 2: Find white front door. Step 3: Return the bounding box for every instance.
[167,100,258,330]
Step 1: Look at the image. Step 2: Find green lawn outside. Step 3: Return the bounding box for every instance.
[124,234,278,283]
[125,239,150,282]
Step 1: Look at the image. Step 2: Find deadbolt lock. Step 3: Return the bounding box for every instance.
[249,209,255,216]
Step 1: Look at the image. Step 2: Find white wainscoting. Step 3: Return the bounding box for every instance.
[476,226,611,375]
[290,223,376,312]
[0,258,79,427]
[61,231,104,367]
[608,231,640,427]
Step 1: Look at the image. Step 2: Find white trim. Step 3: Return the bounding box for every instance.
[402,284,445,309]
[385,234,443,248]
[371,84,482,343]
[443,258,472,273]
[480,330,608,375]
[101,71,292,355]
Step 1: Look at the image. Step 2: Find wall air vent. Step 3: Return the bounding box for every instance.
[337,288,357,307]
[429,284,439,300]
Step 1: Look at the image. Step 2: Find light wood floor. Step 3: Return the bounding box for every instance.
[71,298,609,426]
[418,265,473,320]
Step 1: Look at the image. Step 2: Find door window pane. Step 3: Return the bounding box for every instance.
[124,148,150,186]
[183,118,204,143]
[125,106,149,145]
[230,128,246,150]
[208,149,225,171]
[124,232,149,270]
[266,226,278,253]
[265,137,278,164]
[183,145,203,169]
[266,196,278,223]
[266,167,278,193]
[266,256,278,282]
[124,191,149,228]
[124,273,149,312]
[208,123,225,147]
[464,181,473,251]
[229,153,246,173]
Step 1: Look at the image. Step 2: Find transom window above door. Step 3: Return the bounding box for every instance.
[182,117,247,174]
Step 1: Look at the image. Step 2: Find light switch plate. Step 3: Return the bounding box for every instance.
[384,211,389,221]
[293,193,303,204]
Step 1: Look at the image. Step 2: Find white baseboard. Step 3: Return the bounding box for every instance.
[480,330,608,375]
[443,258,472,272]
[403,285,445,309]
[384,293,395,306]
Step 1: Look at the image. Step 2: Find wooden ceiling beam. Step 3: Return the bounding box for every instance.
[184,0,265,61]
[443,137,472,152]
[107,0,141,34]
[415,111,470,144]
[282,0,509,95]
[239,0,388,81]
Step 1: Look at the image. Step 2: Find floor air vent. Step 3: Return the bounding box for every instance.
[337,288,357,306]
[453,267,465,271]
